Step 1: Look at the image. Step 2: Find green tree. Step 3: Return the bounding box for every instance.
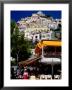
[11,20,31,63]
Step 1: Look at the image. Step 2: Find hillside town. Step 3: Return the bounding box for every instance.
[11,11,61,80]
[17,11,61,41]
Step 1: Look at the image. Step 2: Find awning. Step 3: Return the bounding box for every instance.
[36,40,61,49]
[19,56,41,66]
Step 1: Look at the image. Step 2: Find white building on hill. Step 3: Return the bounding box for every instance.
[17,11,61,41]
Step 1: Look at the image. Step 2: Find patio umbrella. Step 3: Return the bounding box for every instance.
[40,57,61,64]
[39,57,61,79]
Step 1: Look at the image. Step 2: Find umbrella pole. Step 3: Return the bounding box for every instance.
[52,59,54,79]
[42,45,44,58]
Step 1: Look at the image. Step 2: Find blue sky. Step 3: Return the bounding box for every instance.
[11,11,61,22]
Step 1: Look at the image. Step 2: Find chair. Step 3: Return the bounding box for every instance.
[54,75,60,79]
[29,75,36,80]
[47,75,52,79]
[40,75,45,79]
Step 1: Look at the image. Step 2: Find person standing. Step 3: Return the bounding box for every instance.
[23,69,29,79]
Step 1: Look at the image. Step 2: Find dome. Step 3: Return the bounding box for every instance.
[37,11,45,16]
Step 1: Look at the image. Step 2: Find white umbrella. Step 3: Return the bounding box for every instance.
[39,57,61,64]
[39,57,61,79]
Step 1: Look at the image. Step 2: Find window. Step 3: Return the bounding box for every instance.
[56,47,61,52]
[35,36,37,38]
[43,46,61,58]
